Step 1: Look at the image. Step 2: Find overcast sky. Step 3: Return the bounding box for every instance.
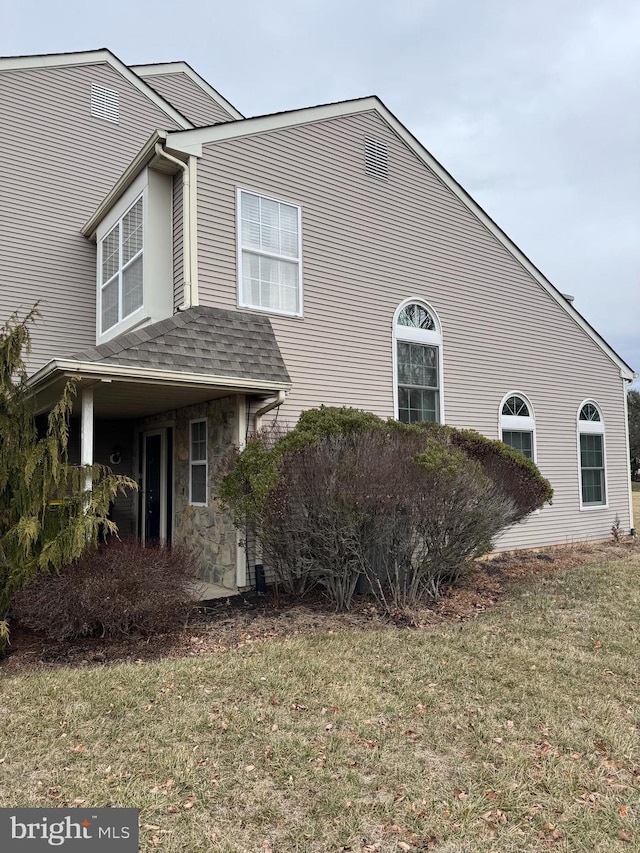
[4,0,639,385]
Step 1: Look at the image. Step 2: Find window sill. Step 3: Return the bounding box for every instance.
[98,307,149,344]
[238,302,304,320]
[579,503,609,511]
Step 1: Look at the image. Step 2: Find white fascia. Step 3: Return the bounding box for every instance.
[0,49,193,129]
[27,359,292,394]
[166,96,636,381]
[131,61,244,120]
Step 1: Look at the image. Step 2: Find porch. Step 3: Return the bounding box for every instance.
[27,306,291,593]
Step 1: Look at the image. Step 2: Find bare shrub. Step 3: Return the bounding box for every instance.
[260,429,513,610]
[13,539,199,640]
[220,407,552,611]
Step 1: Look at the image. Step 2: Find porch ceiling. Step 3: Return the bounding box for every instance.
[32,373,275,419]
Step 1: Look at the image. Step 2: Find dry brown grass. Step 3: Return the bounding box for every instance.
[1,539,639,851]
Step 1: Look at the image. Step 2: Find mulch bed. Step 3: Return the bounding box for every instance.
[1,540,634,674]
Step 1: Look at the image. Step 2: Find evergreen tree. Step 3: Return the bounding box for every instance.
[0,309,135,649]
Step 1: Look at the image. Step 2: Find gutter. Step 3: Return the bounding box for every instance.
[27,359,291,394]
[153,143,199,310]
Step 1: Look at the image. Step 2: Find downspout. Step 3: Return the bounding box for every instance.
[254,390,286,432]
[154,143,195,311]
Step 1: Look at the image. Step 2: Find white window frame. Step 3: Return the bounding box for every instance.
[499,391,537,462]
[236,187,303,318]
[98,192,145,336]
[577,399,607,510]
[189,418,208,507]
[392,297,444,424]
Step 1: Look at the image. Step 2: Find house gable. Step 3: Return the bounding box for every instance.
[166,97,634,382]
[0,54,188,371]
[131,62,243,125]
[0,49,193,128]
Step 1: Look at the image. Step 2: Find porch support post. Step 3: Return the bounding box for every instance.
[81,387,94,496]
[235,395,248,588]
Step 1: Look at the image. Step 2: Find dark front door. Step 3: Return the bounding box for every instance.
[144,433,163,544]
[142,429,172,546]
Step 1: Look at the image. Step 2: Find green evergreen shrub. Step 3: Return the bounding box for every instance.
[0,309,135,649]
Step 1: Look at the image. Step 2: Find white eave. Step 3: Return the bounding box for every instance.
[0,48,194,130]
[27,359,292,394]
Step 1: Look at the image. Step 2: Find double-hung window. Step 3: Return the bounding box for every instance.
[100,196,144,333]
[578,402,606,507]
[394,301,443,424]
[238,190,302,316]
[190,419,207,506]
[500,393,536,460]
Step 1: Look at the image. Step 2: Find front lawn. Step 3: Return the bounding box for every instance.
[1,546,639,851]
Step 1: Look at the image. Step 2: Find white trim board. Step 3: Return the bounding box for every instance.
[27,359,292,394]
[131,61,244,121]
[0,49,193,129]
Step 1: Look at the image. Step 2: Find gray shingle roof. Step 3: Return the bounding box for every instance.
[72,306,291,386]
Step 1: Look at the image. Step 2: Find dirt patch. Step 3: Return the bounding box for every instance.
[1,539,634,674]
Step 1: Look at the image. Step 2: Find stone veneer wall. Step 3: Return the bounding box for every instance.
[140,396,239,589]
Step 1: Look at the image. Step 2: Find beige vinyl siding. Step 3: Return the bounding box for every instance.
[172,172,184,307]
[142,72,235,126]
[0,62,182,372]
[194,109,631,549]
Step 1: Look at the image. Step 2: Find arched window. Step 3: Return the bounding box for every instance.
[577,400,606,507]
[499,392,535,460]
[393,299,443,424]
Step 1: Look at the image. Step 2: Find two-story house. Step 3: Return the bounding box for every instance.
[0,49,635,592]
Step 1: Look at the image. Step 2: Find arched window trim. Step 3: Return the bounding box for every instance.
[392,297,445,424]
[498,391,536,462]
[576,399,607,510]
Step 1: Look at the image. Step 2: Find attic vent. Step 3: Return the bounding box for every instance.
[364,136,388,181]
[91,83,120,123]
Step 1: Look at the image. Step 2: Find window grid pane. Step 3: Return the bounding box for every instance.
[191,421,207,462]
[102,224,120,283]
[191,464,207,504]
[398,388,437,424]
[122,255,143,317]
[397,341,439,424]
[502,430,533,459]
[397,303,435,330]
[101,279,118,333]
[100,196,143,332]
[242,251,299,314]
[579,433,605,505]
[502,395,530,417]
[240,192,301,315]
[397,342,438,388]
[122,198,143,264]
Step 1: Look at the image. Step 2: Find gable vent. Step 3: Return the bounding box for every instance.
[91,83,120,123]
[364,136,388,181]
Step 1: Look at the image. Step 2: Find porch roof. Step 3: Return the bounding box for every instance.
[28,306,292,418]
